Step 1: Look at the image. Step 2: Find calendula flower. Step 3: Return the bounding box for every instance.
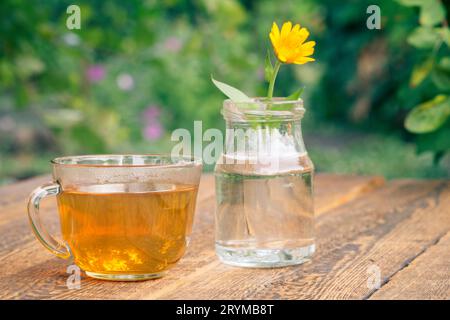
[211,21,316,102]
[270,21,315,64]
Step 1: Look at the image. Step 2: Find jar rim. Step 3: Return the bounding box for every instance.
[222,97,305,122]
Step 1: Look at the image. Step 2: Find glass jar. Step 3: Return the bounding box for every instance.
[214,98,315,267]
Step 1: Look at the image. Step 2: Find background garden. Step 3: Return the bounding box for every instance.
[0,0,449,184]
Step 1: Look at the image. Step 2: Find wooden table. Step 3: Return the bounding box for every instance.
[0,174,449,300]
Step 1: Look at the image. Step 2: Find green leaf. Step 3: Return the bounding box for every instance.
[211,76,252,102]
[264,50,274,82]
[438,57,450,71]
[407,27,440,49]
[419,0,445,27]
[286,87,305,100]
[410,58,433,87]
[431,57,450,90]
[431,68,450,90]
[416,125,450,155]
[44,109,83,128]
[405,95,450,133]
[439,27,450,47]
[15,55,45,79]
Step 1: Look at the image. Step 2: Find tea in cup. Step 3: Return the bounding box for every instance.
[28,155,202,280]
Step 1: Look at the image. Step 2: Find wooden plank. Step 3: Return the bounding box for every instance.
[0,173,385,299]
[134,180,450,300]
[314,173,385,216]
[0,176,51,207]
[370,231,450,300]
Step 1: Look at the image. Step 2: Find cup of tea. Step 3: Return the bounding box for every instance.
[28,154,202,281]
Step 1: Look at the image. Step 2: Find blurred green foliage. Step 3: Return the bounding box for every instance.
[399,0,450,164]
[314,0,450,161]
[0,0,449,182]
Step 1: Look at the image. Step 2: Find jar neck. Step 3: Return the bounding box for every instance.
[223,119,307,156]
[221,98,305,122]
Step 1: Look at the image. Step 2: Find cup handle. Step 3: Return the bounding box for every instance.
[27,182,71,259]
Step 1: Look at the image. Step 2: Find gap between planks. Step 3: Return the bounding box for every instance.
[367,229,450,300]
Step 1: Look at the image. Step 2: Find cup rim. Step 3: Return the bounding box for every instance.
[51,154,202,168]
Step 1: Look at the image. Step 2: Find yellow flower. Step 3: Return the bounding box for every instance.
[269,21,316,64]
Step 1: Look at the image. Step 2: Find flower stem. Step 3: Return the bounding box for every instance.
[267,60,281,100]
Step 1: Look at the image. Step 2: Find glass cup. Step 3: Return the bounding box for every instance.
[28,154,202,281]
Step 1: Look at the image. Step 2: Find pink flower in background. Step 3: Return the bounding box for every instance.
[143,105,161,121]
[164,36,183,53]
[86,65,105,83]
[142,105,164,141]
[143,122,163,141]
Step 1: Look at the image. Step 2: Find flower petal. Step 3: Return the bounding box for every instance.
[299,48,314,57]
[292,24,301,33]
[280,21,292,39]
[299,41,316,56]
[296,27,310,45]
[269,32,278,47]
[277,53,288,63]
[293,56,315,64]
[271,22,280,38]
[301,41,316,49]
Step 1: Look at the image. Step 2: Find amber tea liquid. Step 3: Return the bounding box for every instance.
[57,182,197,277]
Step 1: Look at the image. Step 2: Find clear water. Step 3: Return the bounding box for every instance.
[215,164,315,267]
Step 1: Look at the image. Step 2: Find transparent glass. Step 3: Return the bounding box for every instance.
[215,99,315,267]
[28,154,202,280]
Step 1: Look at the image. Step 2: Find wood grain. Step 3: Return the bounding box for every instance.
[314,173,385,216]
[0,173,448,300]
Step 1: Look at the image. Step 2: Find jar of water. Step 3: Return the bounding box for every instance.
[215,98,315,267]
